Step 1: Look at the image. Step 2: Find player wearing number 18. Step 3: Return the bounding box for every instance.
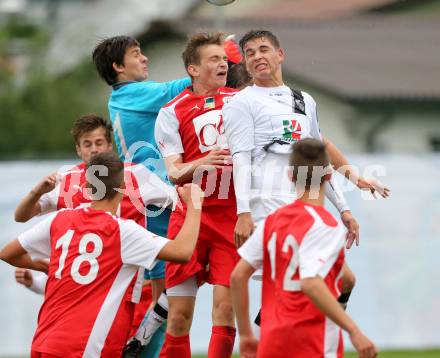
[230,139,378,358]
[0,152,204,358]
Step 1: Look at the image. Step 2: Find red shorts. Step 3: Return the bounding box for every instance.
[31,353,61,358]
[166,205,239,289]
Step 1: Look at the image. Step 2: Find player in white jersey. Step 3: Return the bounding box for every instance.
[223,29,389,244]
[223,30,390,329]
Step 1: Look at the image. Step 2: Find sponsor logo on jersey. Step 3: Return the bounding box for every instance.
[204,97,215,109]
[192,110,227,152]
[282,119,302,141]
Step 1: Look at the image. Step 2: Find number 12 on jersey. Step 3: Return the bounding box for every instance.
[54,230,103,285]
[267,233,301,291]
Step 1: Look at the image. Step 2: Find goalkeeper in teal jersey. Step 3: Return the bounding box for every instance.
[93,35,190,358]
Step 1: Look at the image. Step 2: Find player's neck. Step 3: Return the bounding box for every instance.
[254,72,283,88]
[192,81,221,96]
[296,186,325,207]
[90,196,120,215]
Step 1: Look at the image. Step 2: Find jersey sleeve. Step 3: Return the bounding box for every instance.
[130,79,190,114]
[165,77,191,99]
[129,164,177,209]
[237,221,265,269]
[302,91,322,140]
[232,151,252,214]
[298,210,345,279]
[325,174,350,213]
[223,94,255,155]
[38,185,60,215]
[17,212,58,261]
[154,107,184,157]
[28,272,48,295]
[119,219,170,270]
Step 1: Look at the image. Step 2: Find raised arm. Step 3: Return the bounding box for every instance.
[324,138,390,198]
[156,184,204,263]
[15,173,58,222]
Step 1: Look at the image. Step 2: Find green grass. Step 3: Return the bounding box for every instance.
[193,350,440,358]
[2,350,439,358]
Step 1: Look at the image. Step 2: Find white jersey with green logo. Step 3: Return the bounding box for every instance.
[223,84,348,221]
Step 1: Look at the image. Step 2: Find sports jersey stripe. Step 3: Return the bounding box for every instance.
[324,316,340,357]
[302,205,344,278]
[82,264,137,357]
[163,92,191,109]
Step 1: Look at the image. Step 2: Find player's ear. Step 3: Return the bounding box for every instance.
[323,172,332,182]
[187,64,199,78]
[75,144,82,158]
[112,62,125,74]
[278,47,285,63]
[119,178,126,190]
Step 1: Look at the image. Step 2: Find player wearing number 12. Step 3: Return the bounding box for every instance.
[230,139,378,358]
[0,152,204,358]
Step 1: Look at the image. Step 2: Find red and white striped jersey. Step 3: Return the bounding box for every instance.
[39,161,176,227]
[18,207,169,358]
[238,200,346,358]
[37,161,176,302]
[155,87,238,206]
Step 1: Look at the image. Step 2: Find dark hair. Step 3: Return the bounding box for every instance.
[182,32,224,74]
[226,62,252,89]
[290,139,330,189]
[92,36,140,85]
[239,29,281,52]
[86,152,124,200]
[71,114,113,145]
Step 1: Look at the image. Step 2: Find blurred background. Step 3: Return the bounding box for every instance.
[0,0,439,356]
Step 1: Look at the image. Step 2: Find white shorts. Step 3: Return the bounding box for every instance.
[166,276,198,297]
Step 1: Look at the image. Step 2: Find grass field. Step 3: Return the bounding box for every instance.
[2,350,439,358]
[192,350,440,358]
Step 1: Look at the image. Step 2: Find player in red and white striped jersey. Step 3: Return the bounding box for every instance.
[154,32,239,358]
[231,139,378,358]
[1,152,203,358]
[14,114,176,302]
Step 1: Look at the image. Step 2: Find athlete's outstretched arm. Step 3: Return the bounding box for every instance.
[157,184,203,263]
[301,276,378,358]
[15,172,58,222]
[0,240,48,273]
[230,259,259,358]
[324,138,390,198]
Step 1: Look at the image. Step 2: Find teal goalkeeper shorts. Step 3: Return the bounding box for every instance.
[144,206,170,280]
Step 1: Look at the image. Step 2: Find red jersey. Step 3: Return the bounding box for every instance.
[238,200,346,358]
[155,87,238,206]
[18,208,169,358]
[38,161,176,302]
[39,161,176,228]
